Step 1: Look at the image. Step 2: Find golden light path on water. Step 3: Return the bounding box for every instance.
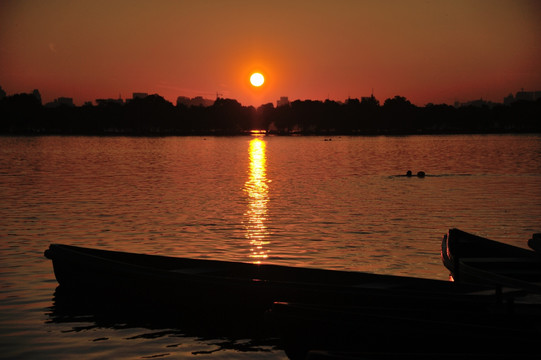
[244,136,270,263]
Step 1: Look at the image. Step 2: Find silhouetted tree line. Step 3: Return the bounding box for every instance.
[1,93,540,135]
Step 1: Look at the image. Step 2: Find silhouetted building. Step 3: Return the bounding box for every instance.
[96,98,124,106]
[516,91,541,101]
[45,97,75,108]
[176,96,214,107]
[504,90,541,105]
[503,94,514,105]
[176,96,189,106]
[277,96,289,107]
[132,92,148,100]
[454,98,496,108]
[32,89,42,105]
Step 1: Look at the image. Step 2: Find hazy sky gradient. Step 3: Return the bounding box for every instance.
[1,0,540,106]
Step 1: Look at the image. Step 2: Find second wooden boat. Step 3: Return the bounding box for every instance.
[441,228,541,292]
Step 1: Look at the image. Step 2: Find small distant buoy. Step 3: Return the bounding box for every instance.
[406,170,413,177]
[417,171,425,178]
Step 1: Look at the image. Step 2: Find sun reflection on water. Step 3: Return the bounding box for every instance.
[244,137,270,263]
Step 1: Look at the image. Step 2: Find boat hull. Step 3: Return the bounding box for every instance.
[441,229,541,292]
[45,243,521,312]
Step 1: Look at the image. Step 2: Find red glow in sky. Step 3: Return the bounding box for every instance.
[1,0,540,106]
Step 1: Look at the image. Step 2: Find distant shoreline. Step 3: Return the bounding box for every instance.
[2,130,540,138]
[2,94,540,136]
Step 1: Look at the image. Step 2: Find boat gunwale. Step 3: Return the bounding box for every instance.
[45,243,488,290]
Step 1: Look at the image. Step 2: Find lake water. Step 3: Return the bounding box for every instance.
[1,134,540,359]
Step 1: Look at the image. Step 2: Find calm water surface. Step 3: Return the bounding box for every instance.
[1,134,540,359]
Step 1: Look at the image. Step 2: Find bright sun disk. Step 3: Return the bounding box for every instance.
[250,73,265,87]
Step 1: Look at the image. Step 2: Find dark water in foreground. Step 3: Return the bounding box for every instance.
[1,134,540,359]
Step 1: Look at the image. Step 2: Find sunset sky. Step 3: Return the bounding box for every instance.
[1,0,540,107]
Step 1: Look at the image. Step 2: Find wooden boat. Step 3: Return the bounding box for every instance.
[45,243,517,313]
[441,228,541,292]
[270,301,541,360]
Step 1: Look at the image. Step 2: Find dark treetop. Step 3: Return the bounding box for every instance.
[1,93,540,135]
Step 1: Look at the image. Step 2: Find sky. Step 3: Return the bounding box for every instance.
[1,0,540,107]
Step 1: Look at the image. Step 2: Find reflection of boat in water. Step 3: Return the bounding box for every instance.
[47,286,280,354]
[305,350,541,360]
[442,228,541,292]
[269,301,541,360]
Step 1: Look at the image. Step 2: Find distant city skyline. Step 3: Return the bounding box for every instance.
[1,1,540,107]
[2,84,539,110]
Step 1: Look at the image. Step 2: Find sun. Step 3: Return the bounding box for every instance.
[250,72,265,87]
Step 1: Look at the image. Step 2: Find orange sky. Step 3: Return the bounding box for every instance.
[1,0,540,107]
